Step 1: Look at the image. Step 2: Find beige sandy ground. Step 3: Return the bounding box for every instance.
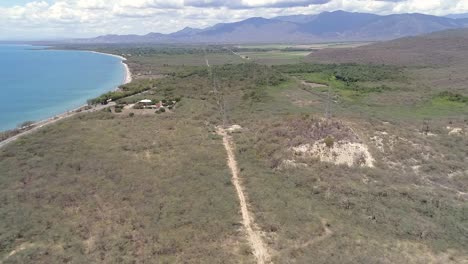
[217,126,271,264]
[292,140,375,168]
[123,62,132,84]
[447,126,464,135]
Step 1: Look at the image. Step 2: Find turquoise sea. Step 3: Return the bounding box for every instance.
[0,45,126,131]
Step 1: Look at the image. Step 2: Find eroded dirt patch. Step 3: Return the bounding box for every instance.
[253,116,375,169]
[293,140,375,167]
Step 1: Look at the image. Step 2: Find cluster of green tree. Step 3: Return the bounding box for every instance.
[59,44,232,57]
[347,84,393,93]
[87,79,157,105]
[214,63,286,87]
[114,104,125,112]
[230,47,313,52]
[280,47,317,52]
[109,46,225,56]
[167,67,209,78]
[438,91,468,103]
[333,64,401,83]
[212,63,287,103]
[230,47,272,53]
[274,63,402,83]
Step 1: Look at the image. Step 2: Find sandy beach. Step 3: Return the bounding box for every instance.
[123,60,132,84]
[90,51,132,84]
[0,51,132,150]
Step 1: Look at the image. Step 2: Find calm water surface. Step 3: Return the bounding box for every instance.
[0,45,126,131]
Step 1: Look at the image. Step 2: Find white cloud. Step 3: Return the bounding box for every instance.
[77,0,107,9]
[0,0,467,39]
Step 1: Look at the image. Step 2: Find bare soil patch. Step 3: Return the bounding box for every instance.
[292,140,375,168]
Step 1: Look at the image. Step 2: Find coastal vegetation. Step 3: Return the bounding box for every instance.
[87,79,158,105]
[1,39,467,263]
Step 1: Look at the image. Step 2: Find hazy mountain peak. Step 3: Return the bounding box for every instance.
[274,14,318,24]
[78,10,468,44]
[170,27,203,37]
[446,13,468,19]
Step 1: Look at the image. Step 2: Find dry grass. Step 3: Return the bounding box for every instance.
[307,29,468,67]
[1,41,467,263]
[0,69,254,263]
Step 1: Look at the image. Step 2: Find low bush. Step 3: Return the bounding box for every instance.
[437,91,468,103]
[18,121,35,128]
[324,136,335,148]
[88,79,157,105]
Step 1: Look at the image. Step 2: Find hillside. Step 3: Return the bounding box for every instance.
[75,11,468,44]
[307,28,468,66]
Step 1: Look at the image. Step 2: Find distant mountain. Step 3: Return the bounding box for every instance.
[350,13,465,39]
[274,14,318,24]
[306,28,468,66]
[75,11,468,44]
[193,17,305,43]
[299,11,380,35]
[169,27,203,37]
[446,13,468,19]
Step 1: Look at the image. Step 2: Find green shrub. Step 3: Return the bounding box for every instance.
[88,79,157,105]
[18,121,35,128]
[324,136,335,148]
[437,91,468,103]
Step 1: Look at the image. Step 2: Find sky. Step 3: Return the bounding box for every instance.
[0,0,467,40]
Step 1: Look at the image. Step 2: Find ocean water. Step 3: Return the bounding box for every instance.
[0,45,126,131]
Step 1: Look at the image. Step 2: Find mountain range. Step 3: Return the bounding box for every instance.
[76,10,468,44]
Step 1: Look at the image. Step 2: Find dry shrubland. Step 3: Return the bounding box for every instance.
[1,43,467,263]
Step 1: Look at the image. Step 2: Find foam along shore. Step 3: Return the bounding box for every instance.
[0,50,132,149]
[90,51,132,84]
[123,59,132,84]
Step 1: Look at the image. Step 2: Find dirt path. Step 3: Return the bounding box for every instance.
[217,127,271,264]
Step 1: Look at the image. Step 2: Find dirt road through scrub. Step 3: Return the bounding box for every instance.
[217,127,271,264]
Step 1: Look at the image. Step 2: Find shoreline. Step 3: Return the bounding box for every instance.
[0,50,132,149]
[89,51,133,85]
[0,102,116,149]
[123,60,133,84]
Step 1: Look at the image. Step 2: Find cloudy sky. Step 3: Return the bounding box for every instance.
[1,0,467,40]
